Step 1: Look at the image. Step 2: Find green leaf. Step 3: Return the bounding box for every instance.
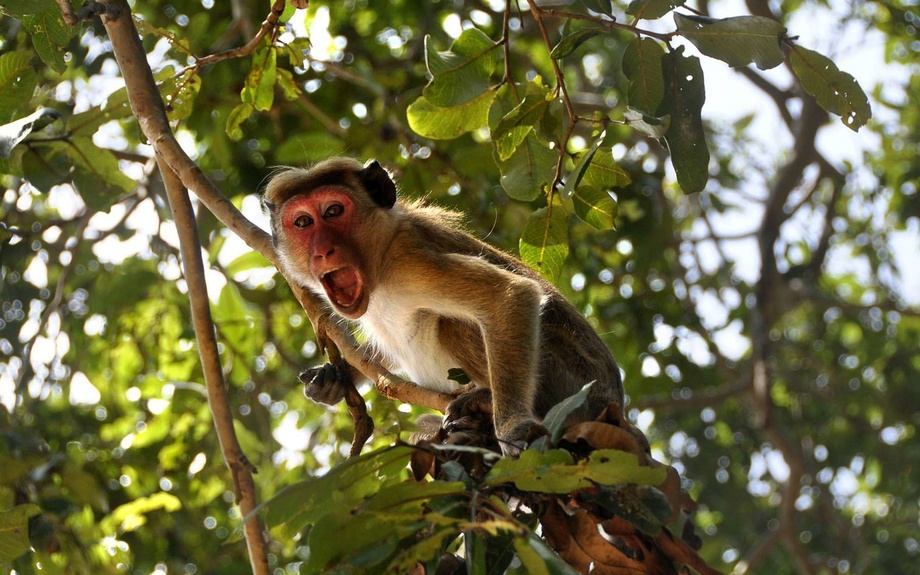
[532,382,593,452]
[66,136,136,210]
[407,91,495,140]
[22,7,73,73]
[275,132,346,163]
[493,79,551,161]
[622,37,665,114]
[789,45,872,131]
[580,0,613,17]
[0,0,56,18]
[225,251,272,277]
[0,504,41,563]
[550,27,606,59]
[100,493,182,534]
[423,28,501,107]
[242,45,277,112]
[161,69,201,122]
[674,13,787,70]
[485,449,665,493]
[573,186,618,229]
[512,535,581,575]
[562,134,605,199]
[658,46,709,193]
[262,445,413,532]
[276,68,302,101]
[496,134,556,201]
[626,0,685,21]
[578,484,672,535]
[623,107,670,138]
[226,103,255,141]
[485,449,585,492]
[447,368,471,385]
[0,51,37,122]
[520,199,568,282]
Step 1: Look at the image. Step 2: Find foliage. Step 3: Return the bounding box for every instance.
[0,0,917,574]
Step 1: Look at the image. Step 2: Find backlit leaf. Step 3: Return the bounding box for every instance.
[675,13,786,70]
[407,91,495,140]
[497,135,556,201]
[550,27,605,60]
[520,198,569,282]
[622,37,666,114]
[626,0,685,21]
[423,27,500,107]
[789,45,872,131]
[658,47,709,193]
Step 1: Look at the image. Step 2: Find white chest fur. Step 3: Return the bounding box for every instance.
[358,286,462,394]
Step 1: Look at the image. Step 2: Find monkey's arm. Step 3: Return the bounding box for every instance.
[393,251,544,450]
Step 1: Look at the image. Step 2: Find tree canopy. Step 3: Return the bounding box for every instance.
[0,0,917,574]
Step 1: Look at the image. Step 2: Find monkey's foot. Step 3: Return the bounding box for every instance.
[299,362,348,405]
[444,386,493,429]
[496,418,549,457]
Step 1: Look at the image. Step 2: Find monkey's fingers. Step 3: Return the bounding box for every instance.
[444,387,494,423]
[299,363,348,405]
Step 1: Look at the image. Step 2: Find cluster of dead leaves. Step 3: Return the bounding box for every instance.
[411,402,723,575]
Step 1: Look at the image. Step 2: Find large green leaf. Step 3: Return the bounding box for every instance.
[423,27,501,107]
[242,45,277,112]
[407,90,495,140]
[485,449,666,493]
[493,79,551,161]
[658,47,709,193]
[789,45,872,131]
[0,504,41,563]
[66,136,136,210]
[22,7,73,73]
[626,0,685,21]
[622,37,666,115]
[262,445,413,532]
[550,26,606,60]
[573,186,618,230]
[675,13,787,70]
[496,134,556,202]
[0,51,36,121]
[275,132,346,163]
[512,535,581,575]
[520,199,569,282]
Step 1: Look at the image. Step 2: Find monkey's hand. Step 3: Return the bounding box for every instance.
[445,388,547,457]
[496,418,547,457]
[299,363,348,405]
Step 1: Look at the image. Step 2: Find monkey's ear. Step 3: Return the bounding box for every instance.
[358,160,397,208]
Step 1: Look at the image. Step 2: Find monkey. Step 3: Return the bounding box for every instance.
[262,157,624,455]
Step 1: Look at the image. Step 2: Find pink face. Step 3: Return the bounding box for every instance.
[281,187,368,318]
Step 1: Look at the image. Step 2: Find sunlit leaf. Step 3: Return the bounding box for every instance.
[573,186,617,229]
[0,504,41,563]
[407,90,495,140]
[675,13,787,70]
[496,134,556,201]
[520,199,569,282]
[0,51,37,121]
[22,7,72,73]
[493,79,551,161]
[0,108,61,158]
[623,107,670,138]
[423,27,501,107]
[789,45,872,131]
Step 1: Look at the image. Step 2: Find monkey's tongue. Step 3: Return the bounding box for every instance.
[324,268,361,308]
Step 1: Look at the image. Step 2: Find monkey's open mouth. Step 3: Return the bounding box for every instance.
[321,267,363,310]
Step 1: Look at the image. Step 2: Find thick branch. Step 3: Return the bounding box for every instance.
[157,161,270,575]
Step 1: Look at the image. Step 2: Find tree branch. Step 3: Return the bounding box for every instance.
[157,159,271,575]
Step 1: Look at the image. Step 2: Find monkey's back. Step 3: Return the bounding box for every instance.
[395,199,625,420]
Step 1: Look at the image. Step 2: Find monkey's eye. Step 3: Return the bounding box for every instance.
[293,214,313,228]
[323,204,344,219]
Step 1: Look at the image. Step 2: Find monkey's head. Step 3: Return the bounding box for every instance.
[263,158,398,319]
